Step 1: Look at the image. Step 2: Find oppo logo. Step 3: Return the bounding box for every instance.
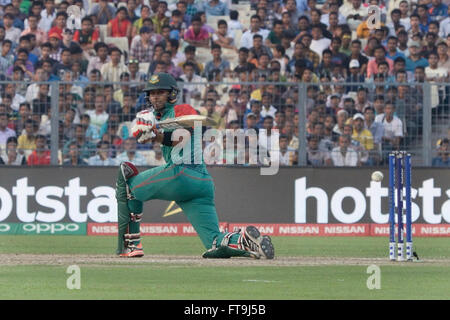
[22,223,80,234]
[0,224,11,232]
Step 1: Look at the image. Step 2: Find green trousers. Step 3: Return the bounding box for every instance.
[117,164,243,254]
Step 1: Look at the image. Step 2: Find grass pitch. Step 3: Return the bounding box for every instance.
[0,236,449,300]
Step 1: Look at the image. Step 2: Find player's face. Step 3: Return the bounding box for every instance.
[149,89,170,111]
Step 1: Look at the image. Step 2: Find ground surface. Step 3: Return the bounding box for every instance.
[0,236,449,299]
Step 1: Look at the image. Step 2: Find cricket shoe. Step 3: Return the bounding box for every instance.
[119,243,144,258]
[241,226,275,259]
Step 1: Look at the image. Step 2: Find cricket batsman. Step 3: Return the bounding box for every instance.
[115,72,275,259]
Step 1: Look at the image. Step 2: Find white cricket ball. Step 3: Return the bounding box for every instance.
[371,171,384,182]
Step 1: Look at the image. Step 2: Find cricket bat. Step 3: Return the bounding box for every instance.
[156,115,217,130]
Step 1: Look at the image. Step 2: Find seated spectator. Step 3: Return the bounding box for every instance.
[107,6,132,39]
[88,140,116,166]
[21,14,47,47]
[86,94,109,132]
[437,41,450,69]
[310,24,331,59]
[228,10,244,31]
[90,0,117,26]
[0,136,27,165]
[352,113,374,164]
[331,134,359,167]
[341,0,368,32]
[375,102,403,156]
[130,26,155,63]
[17,118,37,156]
[178,45,204,75]
[52,48,72,76]
[160,50,183,79]
[64,123,97,160]
[0,112,16,149]
[432,138,449,167]
[132,5,151,38]
[366,45,394,79]
[307,134,332,166]
[100,47,130,88]
[180,62,205,104]
[152,1,170,34]
[27,134,50,165]
[363,106,383,163]
[203,44,230,79]
[212,19,235,50]
[63,141,88,166]
[240,15,269,49]
[3,13,21,45]
[405,40,429,72]
[73,16,99,54]
[115,137,147,166]
[47,11,68,40]
[183,16,210,48]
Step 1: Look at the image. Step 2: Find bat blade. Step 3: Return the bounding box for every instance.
[157,115,216,129]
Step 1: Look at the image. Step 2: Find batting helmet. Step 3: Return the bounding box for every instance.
[143,73,179,104]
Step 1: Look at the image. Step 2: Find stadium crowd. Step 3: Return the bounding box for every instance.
[0,0,449,167]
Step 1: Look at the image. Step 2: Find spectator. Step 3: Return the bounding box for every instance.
[86,94,109,132]
[0,136,27,165]
[152,1,170,34]
[17,118,37,156]
[147,142,166,166]
[80,114,101,143]
[240,15,269,49]
[115,137,147,166]
[212,19,235,50]
[352,113,374,163]
[107,7,132,39]
[132,5,152,38]
[180,61,204,104]
[228,10,244,32]
[0,112,16,148]
[202,0,229,16]
[73,16,99,54]
[90,0,117,25]
[87,140,115,166]
[310,24,331,58]
[366,45,394,79]
[375,102,403,154]
[340,0,368,32]
[63,141,88,166]
[183,16,210,48]
[178,45,204,75]
[48,11,68,40]
[432,138,449,167]
[331,134,359,166]
[38,0,57,32]
[130,26,155,63]
[27,134,50,165]
[405,40,429,72]
[3,13,21,45]
[63,124,96,160]
[437,41,450,69]
[203,44,230,79]
[307,134,332,166]
[21,14,47,47]
[100,47,130,88]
